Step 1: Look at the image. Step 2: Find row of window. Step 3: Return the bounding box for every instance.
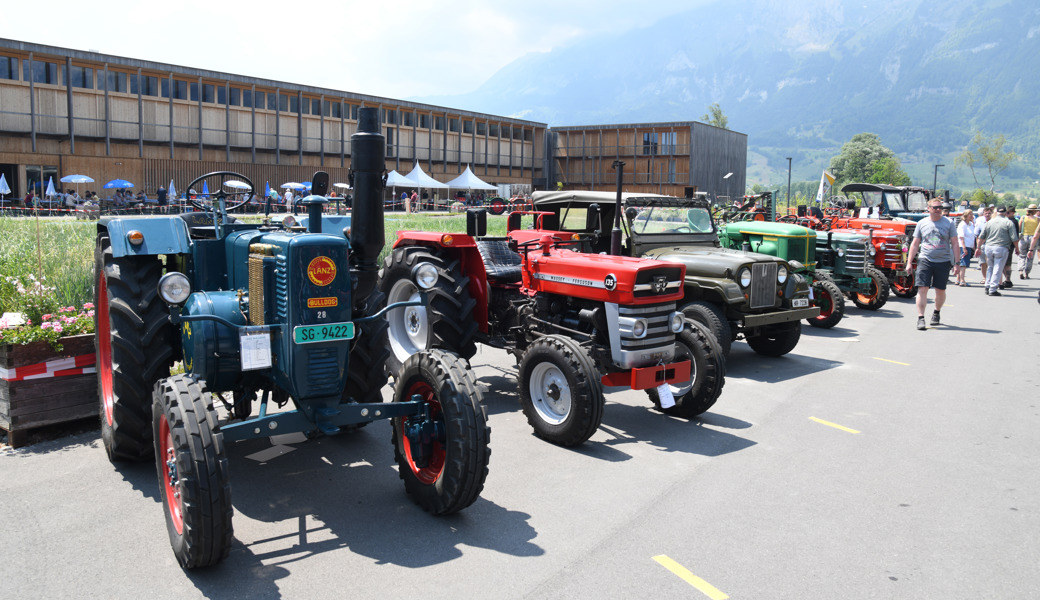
[1,55,533,140]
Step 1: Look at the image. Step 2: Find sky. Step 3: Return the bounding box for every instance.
[0,0,697,100]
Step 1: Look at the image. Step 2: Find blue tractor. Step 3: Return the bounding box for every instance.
[93,108,490,568]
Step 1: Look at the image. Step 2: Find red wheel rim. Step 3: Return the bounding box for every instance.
[856,278,879,304]
[813,288,834,320]
[96,272,115,426]
[400,381,446,485]
[159,414,184,535]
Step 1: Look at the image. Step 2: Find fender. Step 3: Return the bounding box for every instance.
[98,217,192,258]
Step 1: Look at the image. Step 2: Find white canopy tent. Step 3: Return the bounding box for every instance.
[445,166,497,191]
[386,170,417,188]
[404,162,448,211]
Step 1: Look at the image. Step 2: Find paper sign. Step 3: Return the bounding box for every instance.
[240,326,272,371]
[656,383,676,408]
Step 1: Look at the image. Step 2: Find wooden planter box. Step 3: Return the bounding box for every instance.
[0,334,98,448]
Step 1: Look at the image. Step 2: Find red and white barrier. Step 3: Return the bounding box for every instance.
[0,353,96,382]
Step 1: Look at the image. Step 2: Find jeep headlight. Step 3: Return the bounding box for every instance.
[158,272,191,305]
[412,263,439,290]
[738,267,752,288]
[669,311,685,333]
[777,265,789,284]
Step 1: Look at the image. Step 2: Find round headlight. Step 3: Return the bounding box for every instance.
[632,319,648,338]
[738,267,752,287]
[869,245,877,256]
[777,265,789,284]
[282,215,297,228]
[837,247,845,257]
[412,262,439,290]
[158,272,191,305]
[670,312,685,333]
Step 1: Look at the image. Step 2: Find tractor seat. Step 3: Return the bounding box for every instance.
[476,239,522,283]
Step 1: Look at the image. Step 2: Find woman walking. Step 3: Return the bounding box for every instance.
[956,209,975,286]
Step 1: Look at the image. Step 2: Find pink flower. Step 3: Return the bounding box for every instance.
[53,325,63,333]
[87,310,95,317]
[42,314,53,320]
[83,302,95,310]
[41,322,52,329]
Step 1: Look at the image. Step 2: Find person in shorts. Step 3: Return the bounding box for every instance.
[906,198,960,330]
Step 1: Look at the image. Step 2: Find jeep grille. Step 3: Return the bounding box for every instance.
[749,262,777,309]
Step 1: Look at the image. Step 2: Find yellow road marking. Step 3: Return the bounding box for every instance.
[809,417,861,434]
[872,357,910,366]
[652,555,729,599]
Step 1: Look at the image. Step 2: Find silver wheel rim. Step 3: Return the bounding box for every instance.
[668,341,695,397]
[387,279,427,363]
[529,361,571,425]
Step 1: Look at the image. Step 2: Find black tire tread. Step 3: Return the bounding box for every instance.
[808,278,845,328]
[853,266,891,310]
[518,335,604,447]
[745,321,802,357]
[649,320,726,418]
[681,300,733,357]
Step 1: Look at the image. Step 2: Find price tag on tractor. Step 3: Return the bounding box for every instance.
[240,326,272,371]
[293,322,355,344]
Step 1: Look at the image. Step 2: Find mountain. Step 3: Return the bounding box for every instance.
[414,0,1040,194]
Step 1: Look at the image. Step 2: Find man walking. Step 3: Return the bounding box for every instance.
[977,206,1018,297]
[974,205,993,284]
[906,198,960,330]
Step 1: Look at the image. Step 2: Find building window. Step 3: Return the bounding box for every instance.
[202,83,215,103]
[386,127,394,157]
[350,104,359,120]
[402,111,414,127]
[419,113,429,129]
[434,116,445,131]
[104,70,128,93]
[463,120,474,134]
[300,97,309,115]
[290,95,299,113]
[449,118,459,133]
[229,88,241,106]
[330,101,341,118]
[642,132,658,155]
[279,93,289,112]
[383,108,397,125]
[661,132,676,155]
[668,159,676,183]
[64,65,93,89]
[23,60,58,84]
[216,85,226,105]
[477,122,486,136]
[0,56,17,80]
[524,129,533,142]
[132,75,160,97]
[190,82,199,101]
[489,123,499,137]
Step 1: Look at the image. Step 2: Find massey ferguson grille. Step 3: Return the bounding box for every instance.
[632,266,684,298]
[248,254,265,325]
[844,244,868,275]
[749,262,777,309]
[616,302,677,368]
[305,347,340,395]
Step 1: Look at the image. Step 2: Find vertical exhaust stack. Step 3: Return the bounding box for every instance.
[350,107,385,301]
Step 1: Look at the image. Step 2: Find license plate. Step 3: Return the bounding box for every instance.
[293,322,355,344]
[792,298,809,308]
[858,277,872,284]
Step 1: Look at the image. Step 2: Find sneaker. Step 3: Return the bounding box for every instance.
[1005,280,1014,288]
[917,316,927,330]
[998,282,1007,289]
[930,311,941,326]
[1021,273,1025,280]
[989,290,1002,296]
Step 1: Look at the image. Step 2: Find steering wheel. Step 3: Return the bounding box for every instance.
[778,215,797,224]
[184,171,255,213]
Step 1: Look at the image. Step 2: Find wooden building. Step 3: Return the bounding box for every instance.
[548,122,747,199]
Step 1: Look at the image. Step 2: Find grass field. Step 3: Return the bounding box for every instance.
[0,211,509,315]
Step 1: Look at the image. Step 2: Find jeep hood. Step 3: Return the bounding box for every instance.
[642,246,787,277]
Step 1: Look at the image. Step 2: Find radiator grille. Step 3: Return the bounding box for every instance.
[844,244,868,275]
[306,347,340,395]
[749,262,777,309]
[275,256,289,322]
[248,254,265,325]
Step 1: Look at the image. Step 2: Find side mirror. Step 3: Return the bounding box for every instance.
[586,203,602,232]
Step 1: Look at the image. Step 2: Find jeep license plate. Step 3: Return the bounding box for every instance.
[293,322,355,344]
[857,277,872,284]
[792,298,809,308]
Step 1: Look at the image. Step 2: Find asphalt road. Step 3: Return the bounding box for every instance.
[2,266,1037,600]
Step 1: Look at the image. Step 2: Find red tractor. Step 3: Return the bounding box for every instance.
[378,210,726,447]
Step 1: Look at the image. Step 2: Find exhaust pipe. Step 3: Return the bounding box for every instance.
[349,107,385,301]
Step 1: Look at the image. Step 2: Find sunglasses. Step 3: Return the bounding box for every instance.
[928,205,942,210]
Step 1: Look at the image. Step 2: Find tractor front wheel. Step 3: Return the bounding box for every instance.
[853,266,891,310]
[807,278,845,328]
[152,375,233,569]
[891,270,917,298]
[391,350,490,515]
[518,335,604,446]
[746,321,802,357]
[648,320,726,418]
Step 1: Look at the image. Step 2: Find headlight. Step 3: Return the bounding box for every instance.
[738,267,752,287]
[412,263,439,290]
[669,312,685,333]
[281,215,297,228]
[618,316,648,339]
[777,265,789,284]
[868,245,877,256]
[837,247,845,257]
[158,272,191,305]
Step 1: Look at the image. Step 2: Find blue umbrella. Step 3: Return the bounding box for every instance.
[0,173,10,196]
[265,181,271,198]
[60,174,94,184]
[202,181,210,198]
[103,179,134,189]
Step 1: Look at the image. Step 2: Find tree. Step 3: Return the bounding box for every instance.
[701,103,728,129]
[955,131,1017,193]
[828,133,909,190]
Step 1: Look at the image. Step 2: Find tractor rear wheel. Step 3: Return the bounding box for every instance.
[153,375,233,569]
[891,270,916,298]
[391,350,490,515]
[746,321,802,357]
[379,246,478,377]
[95,235,176,462]
[853,266,890,310]
[342,289,390,405]
[488,198,507,215]
[518,335,604,447]
[680,300,733,357]
[808,278,845,329]
[648,320,726,418]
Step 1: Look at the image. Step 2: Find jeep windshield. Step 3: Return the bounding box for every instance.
[859,191,906,212]
[626,205,715,235]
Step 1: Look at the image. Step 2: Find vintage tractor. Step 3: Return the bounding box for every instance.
[830,184,920,298]
[378,210,726,447]
[527,191,819,358]
[93,108,490,569]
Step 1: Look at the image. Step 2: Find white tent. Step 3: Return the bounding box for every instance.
[445,165,497,191]
[386,170,417,187]
[404,162,448,190]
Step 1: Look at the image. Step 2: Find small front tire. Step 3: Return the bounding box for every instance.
[518,335,604,446]
[648,320,726,418]
[807,278,845,328]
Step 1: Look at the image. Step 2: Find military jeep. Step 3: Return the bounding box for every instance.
[528,191,818,357]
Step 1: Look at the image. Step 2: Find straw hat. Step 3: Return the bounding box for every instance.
[1028,203,1037,211]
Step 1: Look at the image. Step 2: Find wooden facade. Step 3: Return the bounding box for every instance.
[549,122,747,199]
[0,39,548,199]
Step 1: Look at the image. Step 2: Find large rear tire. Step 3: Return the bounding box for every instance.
[807,278,845,328]
[153,375,233,569]
[746,321,802,357]
[853,266,890,310]
[680,300,733,357]
[648,320,726,418]
[391,350,490,515]
[518,335,604,447]
[342,289,390,405]
[95,235,176,462]
[379,246,478,376]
